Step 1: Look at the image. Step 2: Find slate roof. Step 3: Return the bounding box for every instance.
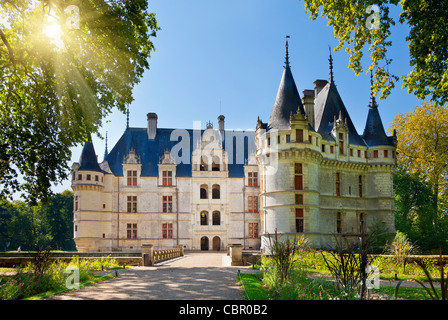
[99,127,256,178]
[314,81,367,146]
[362,96,395,147]
[267,42,305,131]
[78,141,104,172]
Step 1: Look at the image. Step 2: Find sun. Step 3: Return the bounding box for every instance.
[43,15,64,49]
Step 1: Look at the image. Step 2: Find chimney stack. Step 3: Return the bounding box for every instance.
[218,115,225,132]
[314,79,328,98]
[147,113,157,140]
[302,90,315,129]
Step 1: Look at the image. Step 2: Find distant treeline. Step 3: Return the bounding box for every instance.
[0,190,75,252]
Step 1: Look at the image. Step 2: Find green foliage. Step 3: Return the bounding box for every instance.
[0,0,159,203]
[0,191,75,252]
[387,231,416,273]
[299,0,448,105]
[0,255,120,300]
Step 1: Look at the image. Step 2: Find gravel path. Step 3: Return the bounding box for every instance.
[48,251,253,300]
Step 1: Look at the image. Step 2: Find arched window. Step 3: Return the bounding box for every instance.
[212,211,220,225]
[200,184,208,199]
[200,155,208,171]
[212,184,220,199]
[212,156,220,171]
[200,211,208,225]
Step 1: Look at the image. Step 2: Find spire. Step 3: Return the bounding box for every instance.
[369,71,378,109]
[329,46,334,84]
[104,131,109,160]
[78,139,103,172]
[285,35,290,68]
[126,106,130,129]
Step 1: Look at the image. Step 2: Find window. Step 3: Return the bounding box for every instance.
[248,172,258,186]
[321,144,325,153]
[330,145,334,154]
[309,135,312,144]
[248,196,259,213]
[277,135,281,144]
[359,175,363,198]
[75,196,79,211]
[200,185,208,199]
[365,151,367,158]
[162,223,173,239]
[87,174,91,181]
[162,196,173,213]
[296,208,304,233]
[358,150,361,158]
[339,133,344,154]
[373,150,379,158]
[336,212,342,234]
[384,150,388,158]
[127,196,137,213]
[359,213,366,234]
[162,171,172,186]
[286,134,291,143]
[200,211,208,225]
[392,151,395,158]
[296,129,303,143]
[95,175,99,182]
[295,163,303,190]
[212,211,220,225]
[127,170,137,186]
[267,137,271,146]
[212,185,220,199]
[336,173,341,196]
[127,224,137,239]
[295,194,303,205]
[249,223,259,238]
[350,149,353,157]
[72,172,76,181]
[78,174,82,180]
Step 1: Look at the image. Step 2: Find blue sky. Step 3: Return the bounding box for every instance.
[54,0,420,194]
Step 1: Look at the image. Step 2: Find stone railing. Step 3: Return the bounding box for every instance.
[141,244,184,266]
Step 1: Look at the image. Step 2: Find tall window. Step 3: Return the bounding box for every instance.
[296,129,303,143]
[295,194,303,205]
[358,150,361,158]
[212,185,220,199]
[127,224,137,239]
[359,175,363,198]
[162,196,173,213]
[338,133,344,154]
[249,223,259,238]
[359,213,366,234]
[335,173,341,196]
[295,163,303,190]
[162,171,172,186]
[200,184,208,199]
[75,196,79,211]
[162,223,173,239]
[127,196,137,213]
[200,211,208,225]
[248,172,258,186]
[248,196,259,213]
[296,208,304,232]
[127,170,137,186]
[373,150,379,158]
[330,145,334,154]
[212,211,220,225]
[336,212,342,234]
[286,135,290,143]
[384,150,388,158]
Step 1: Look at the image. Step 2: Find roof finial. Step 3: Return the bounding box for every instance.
[126,105,130,129]
[329,46,334,83]
[104,131,108,160]
[369,70,378,108]
[285,35,290,68]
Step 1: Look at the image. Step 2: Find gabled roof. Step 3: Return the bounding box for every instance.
[314,81,367,146]
[78,141,104,172]
[362,96,394,147]
[267,41,305,131]
[100,127,256,178]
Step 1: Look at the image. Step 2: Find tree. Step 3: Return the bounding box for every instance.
[0,0,159,204]
[299,0,448,105]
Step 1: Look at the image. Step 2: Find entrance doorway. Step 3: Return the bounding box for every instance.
[212,236,221,251]
[201,236,209,250]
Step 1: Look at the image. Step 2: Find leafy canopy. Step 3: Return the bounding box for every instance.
[300,0,448,105]
[0,0,159,203]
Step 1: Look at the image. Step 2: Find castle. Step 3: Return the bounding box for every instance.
[71,41,396,252]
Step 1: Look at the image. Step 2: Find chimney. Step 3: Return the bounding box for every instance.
[218,115,225,132]
[147,113,157,140]
[302,90,315,129]
[314,79,328,98]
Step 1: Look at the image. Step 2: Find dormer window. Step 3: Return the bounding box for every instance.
[296,129,303,143]
[162,171,172,186]
[127,170,137,186]
[248,172,258,186]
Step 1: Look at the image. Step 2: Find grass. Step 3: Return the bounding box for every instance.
[238,249,448,300]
